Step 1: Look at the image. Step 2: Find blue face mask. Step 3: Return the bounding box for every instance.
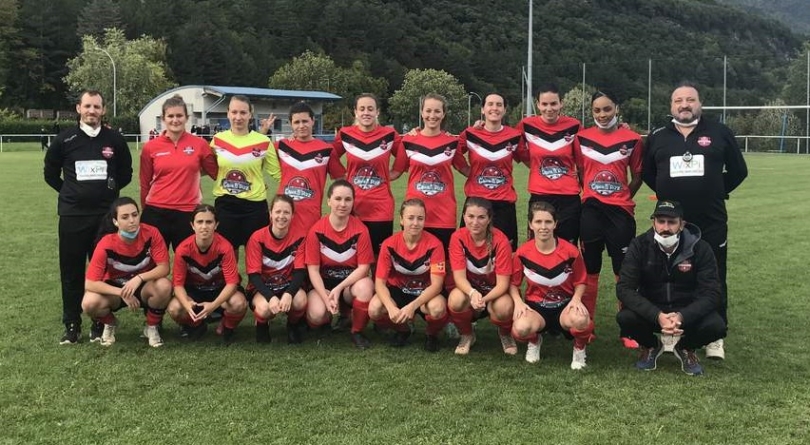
[119,227,140,240]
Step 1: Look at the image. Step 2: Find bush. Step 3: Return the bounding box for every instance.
[0,114,139,135]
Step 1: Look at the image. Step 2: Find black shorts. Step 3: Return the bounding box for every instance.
[387,285,427,318]
[528,194,581,245]
[424,227,454,251]
[362,220,393,258]
[186,286,224,303]
[107,278,147,311]
[580,199,636,273]
[459,199,518,251]
[527,300,573,339]
[140,205,193,251]
[215,195,269,249]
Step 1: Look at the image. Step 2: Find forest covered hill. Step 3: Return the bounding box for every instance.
[0,0,807,128]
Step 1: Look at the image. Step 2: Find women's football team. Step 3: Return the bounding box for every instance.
[82,86,642,370]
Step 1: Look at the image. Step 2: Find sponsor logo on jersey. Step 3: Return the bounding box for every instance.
[284,176,315,201]
[697,136,712,147]
[264,273,291,293]
[477,165,507,190]
[222,169,251,194]
[589,170,622,196]
[352,165,383,191]
[403,279,428,296]
[540,288,571,309]
[415,171,446,196]
[101,146,114,159]
[183,146,195,155]
[540,157,568,180]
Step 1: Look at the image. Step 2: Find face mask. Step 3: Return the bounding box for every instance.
[671,117,699,128]
[79,122,101,138]
[595,115,618,130]
[654,231,680,249]
[119,227,140,240]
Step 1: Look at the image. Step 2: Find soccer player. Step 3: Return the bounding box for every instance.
[140,94,218,251]
[245,195,308,344]
[304,180,375,349]
[458,93,524,250]
[211,95,279,256]
[617,200,726,376]
[81,197,172,348]
[167,205,247,345]
[368,199,449,352]
[332,94,404,256]
[276,101,344,229]
[447,197,515,356]
[510,201,593,370]
[392,93,469,250]
[44,89,132,345]
[516,84,583,245]
[643,82,747,360]
[573,90,643,349]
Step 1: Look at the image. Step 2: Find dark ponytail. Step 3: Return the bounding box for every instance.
[95,197,139,244]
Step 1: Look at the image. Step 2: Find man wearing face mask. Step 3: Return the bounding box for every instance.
[44,90,132,345]
[642,82,747,360]
[616,200,725,376]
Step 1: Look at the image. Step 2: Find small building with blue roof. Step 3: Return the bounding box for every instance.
[138,85,342,140]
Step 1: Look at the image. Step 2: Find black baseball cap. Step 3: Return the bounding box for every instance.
[651,200,683,219]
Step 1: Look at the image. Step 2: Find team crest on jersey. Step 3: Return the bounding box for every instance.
[697,136,711,147]
[540,157,568,180]
[444,146,454,157]
[101,146,114,159]
[284,176,315,201]
[619,145,629,156]
[315,153,324,164]
[222,170,251,194]
[477,166,507,190]
[415,171,446,196]
[677,260,692,273]
[183,146,195,155]
[252,147,263,157]
[403,279,428,296]
[505,142,517,152]
[352,166,383,191]
[564,133,574,143]
[590,170,622,196]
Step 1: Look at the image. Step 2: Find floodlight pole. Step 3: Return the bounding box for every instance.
[467,91,482,127]
[95,46,117,117]
[525,0,533,117]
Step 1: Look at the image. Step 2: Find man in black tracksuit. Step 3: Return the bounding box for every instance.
[642,82,747,360]
[617,200,725,376]
[44,90,132,344]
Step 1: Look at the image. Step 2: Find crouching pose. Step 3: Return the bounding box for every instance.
[81,197,172,347]
[167,204,247,345]
[305,180,375,349]
[447,197,515,356]
[245,195,308,344]
[368,199,449,352]
[510,201,594,370]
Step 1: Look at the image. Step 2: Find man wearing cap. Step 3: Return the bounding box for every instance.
[616,200,726,376]
[642,82,747,360]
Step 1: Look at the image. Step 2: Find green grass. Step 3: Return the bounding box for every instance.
[1,150,809,444]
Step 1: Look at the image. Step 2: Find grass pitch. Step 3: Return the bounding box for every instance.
[0,145,808,444]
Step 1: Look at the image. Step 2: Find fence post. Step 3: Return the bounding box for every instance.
[744,137,748,153]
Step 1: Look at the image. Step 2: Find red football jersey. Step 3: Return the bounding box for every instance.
[86,223,169,283]
[449,227,513,293]
[245,224,306,294]
[376,231,446,296]
[574,126,643,216]
[517,115,582,196]
[458,126,523,202]
[305,215,374,281]
[333,125,403,222]
[140,131,217,211]
[172,233,239,289]
[511,238,586,308]
[393,132,466,229]
[276,138,343,229]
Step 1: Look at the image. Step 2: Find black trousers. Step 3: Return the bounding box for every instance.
[58,214,105,326]
[616,308,726,350]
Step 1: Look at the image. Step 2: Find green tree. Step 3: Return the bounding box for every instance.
[63,28,176,116]
[561,85,594,126]
[268,51,388,130]
[76,0,122,40]
[0,0,19,101]
[388,69,467,133]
